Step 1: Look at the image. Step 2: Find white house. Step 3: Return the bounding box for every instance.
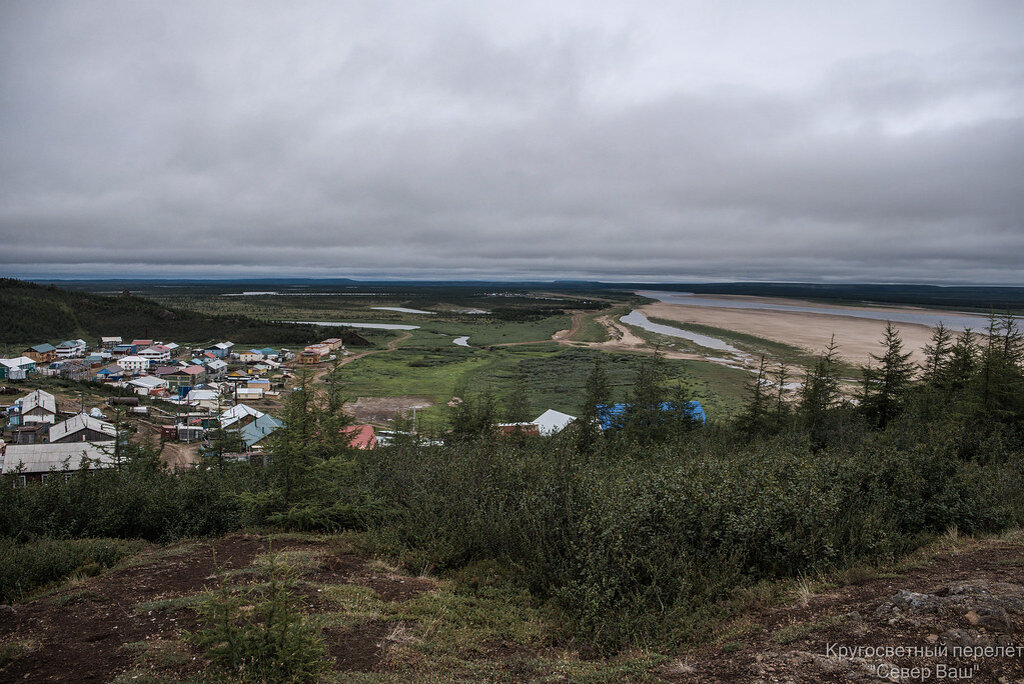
[139,345,171,362]
[237,350,264,363]
[100,336,123,349]
[0,356,37,378]
[118,355,150,374]
[19,390,58,424]
[55,339,87,358]
[235,387,264,401]
[185,389,221,411]
[127,375,169,396]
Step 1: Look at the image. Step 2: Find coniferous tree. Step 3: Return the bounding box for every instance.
[622,350,668,442]
[942,328,978,394]
[740,355,771,437]
[861,322,915,428]
[504,369,532,423]
[920,322,953,387]
[576,357,611,451]
[800,335,842,451]
[773,361,791,426]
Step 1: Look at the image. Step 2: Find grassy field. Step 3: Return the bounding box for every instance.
[334,342,747,430]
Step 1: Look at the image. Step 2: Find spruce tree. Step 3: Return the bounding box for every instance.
[862,322,914,428]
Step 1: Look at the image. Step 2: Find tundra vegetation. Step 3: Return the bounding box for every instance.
[1,314,1022,674]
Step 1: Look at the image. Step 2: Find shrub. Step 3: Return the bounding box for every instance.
[0,537,145,603]
[189,553,325,683]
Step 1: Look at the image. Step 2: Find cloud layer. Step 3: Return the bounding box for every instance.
[2,1,1022,283]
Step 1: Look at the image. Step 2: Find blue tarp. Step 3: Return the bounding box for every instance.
[595,401,706,430]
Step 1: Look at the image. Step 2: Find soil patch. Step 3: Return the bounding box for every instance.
[343,396,433,424]
[323,619,393,672]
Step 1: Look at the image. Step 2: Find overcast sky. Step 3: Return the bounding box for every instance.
[2,1,1022,283]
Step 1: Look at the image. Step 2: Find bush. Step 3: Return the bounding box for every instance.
[189,553,325,683]
[0,537,145,603]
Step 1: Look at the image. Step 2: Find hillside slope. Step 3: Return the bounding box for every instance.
[0,278,361,346]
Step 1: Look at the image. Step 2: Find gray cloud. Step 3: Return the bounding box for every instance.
[1,1,1023,283]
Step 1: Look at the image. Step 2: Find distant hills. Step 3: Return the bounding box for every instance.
[0,279,353,347]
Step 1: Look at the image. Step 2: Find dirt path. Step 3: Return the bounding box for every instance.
[491,310,587,347]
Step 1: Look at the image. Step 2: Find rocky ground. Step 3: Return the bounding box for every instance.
[664,533,1024,683]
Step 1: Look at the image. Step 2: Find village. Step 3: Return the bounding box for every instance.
[0,335,382,483]
[0,334,590,485]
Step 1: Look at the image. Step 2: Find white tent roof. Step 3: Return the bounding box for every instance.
[531,409,576,436]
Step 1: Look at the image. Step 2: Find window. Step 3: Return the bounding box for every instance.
[14,475,26,488]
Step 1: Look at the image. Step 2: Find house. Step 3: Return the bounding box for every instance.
[297,344,331,365]
[20,390,58,424]
[185,389,221,412]
[54,339,87,359]
[321,339,345,351]
[127,375,169,396]
[595,402,706,431]
[95,365,124,382]
[0,357,36,380]
[130,339,154,348]
[100,337,123,349]
[1,441,115,484]
[164,343,180,354]
[235,387,264,401]
[342,424,378,449]
[237,413,284,451]
[238,350,264,364]
[531,409,577,436]
[10,423,49,444]
[162,365,206,389]
[220,404,264,430]
[24,344,57,364]
[139,345,171,363]
[111,344,136,357]
[48,413,117,443]
[208,342,234,358]
[118,355,150,374]
[496,422,541,437]
[246,378,270,390]
[205,358,229,379]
